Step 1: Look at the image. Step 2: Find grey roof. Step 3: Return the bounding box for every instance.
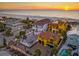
[20,33,38,47]
[5,18,22,26]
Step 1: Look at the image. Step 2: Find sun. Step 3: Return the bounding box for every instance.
[64,6,69,11]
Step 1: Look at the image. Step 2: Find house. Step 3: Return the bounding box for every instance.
[32,19,50,35]
[48,20,68,35]
[58,20,68,33]
[48,21,59,32]
[20,32,38,47]
[38,31,53,46]
[5,18,24,35]
[0,16,5,23]
[37,31,63,48]
[58,34,79,56]
[8,40,30,56]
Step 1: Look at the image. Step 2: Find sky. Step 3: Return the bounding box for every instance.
[0,2,79,10]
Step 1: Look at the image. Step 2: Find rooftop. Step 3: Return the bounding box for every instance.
[35,18,50,26]
[38,31,52,40]
[5,18,23,26]
[20,32,38,47]
[39,31,61,40]
[8,40,28,55]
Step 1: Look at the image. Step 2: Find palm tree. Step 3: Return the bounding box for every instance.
[19,31,26,38]
[0,22,5,32]
[21,17,34,30]
[15,30,26,43]
[4,27,13,37]
[50,46,58,56]
[67,24,71,31]
[34,49,41,56]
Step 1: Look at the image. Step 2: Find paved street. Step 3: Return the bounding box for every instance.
[0,51,11,56]
[0,33,3,46]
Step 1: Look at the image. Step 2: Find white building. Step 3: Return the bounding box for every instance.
[20,32,38,47]
[5,18,24,35]
[32,19,50,35]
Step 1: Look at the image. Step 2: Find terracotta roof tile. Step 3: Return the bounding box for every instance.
[35,19,50,26]
[39,32,52,40]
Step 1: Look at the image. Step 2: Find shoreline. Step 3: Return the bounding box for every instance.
[0,13,79,20]
[0,10,79,19]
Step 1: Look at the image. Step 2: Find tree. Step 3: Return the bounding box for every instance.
[26,17,29,21]
[67,24,71,31]
[19,31,26,37]
[21,17,34,29]
[21,17,29,24]
[23,25,29,30]
[62,31,67,44]
[2,16,6,19]
[50,46,58,56]
[15,35,20,39]
[0,22,5,32]
[15,31,26,43]
[34,49,41,56]
[4,27,13,37]
[3,38,7,46]
[15,35,21,43]
[2,16,8,21]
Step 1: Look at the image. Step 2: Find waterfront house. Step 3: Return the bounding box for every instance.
[8,40,30,56]
[5,18,24,35]
[20,32,38,47]
[32,19,50,35]
[37,31,63,48]
[48,20,68,36]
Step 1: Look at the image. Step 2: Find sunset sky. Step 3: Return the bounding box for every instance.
[0,2,79,10]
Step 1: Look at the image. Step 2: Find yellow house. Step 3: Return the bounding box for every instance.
[38,31,62,48]
[58,21,68,32]
[38,32,53,46]
[48,20,68,36]
[48,22,58,32]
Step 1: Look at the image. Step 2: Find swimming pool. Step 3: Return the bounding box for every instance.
[59,49,71,56]
[58,34,79,56]
[68,34,79,46]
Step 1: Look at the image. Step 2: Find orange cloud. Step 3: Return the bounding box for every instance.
[0,2,79,10]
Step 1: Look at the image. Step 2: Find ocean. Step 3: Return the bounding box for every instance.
[0,10,79,19]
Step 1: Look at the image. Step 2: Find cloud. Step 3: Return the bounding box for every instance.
[0,2,79,10]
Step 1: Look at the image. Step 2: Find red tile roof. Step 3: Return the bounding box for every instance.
[39,31,61,41]
[35,19,50,26]
[39,31,52,40]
